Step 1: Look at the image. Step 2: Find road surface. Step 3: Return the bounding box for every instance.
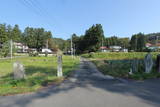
[0,58,160,107]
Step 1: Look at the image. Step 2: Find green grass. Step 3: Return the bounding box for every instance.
[82,52,159,60]
[0,56,80,96]
[82,52,160,80]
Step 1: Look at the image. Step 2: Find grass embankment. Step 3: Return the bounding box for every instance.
[0,56,80,96]
[82,52,160,80]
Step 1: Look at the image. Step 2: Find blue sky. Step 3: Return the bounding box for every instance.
[0,0,160,39]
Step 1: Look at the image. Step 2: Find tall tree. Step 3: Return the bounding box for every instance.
[0,24,8,43]
[83,24,104,52]
[11,24,21,42]
[130,33,146,51]
[23,27,52,51]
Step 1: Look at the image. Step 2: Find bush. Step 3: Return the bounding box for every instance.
[29,52,39,57]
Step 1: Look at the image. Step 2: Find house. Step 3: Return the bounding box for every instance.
[100,46,109,52]
[109,46,122,52]
[146,43,160,51]
[146,43,152,48]
[42,48,52,53]
[14,42,29,53]
[121,49,128,52]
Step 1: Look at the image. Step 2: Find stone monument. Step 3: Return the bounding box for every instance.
[13,62,26,80]
[131,59,139,73]
[57,55,63,77]
[156,54,160,72]
[144,53,153,73]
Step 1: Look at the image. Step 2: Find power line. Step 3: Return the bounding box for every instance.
[28,0,62,29]
[27,0,53,21]
[18,0,42,16]
[18,0,53,28]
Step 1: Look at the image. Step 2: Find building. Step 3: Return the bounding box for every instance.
[14,42,29,53]
[146,43,160,51]
[146,43,152,48]
[121,49,128,52]
[42,48,52,53]
[100,46,109,52]
[109,46,122,52]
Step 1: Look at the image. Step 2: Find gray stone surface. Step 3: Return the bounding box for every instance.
[0,58,160,107]
[144,53,153,73]
[13,62,26,80]
[156,54,160,72]
[131,59,139,72]
[57,55,63,77]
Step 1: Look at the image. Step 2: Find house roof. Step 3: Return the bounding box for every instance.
[146,43,160,47]
[100,46,107,49]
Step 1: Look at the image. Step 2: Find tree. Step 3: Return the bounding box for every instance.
[0,40,16,57]
[83,24,104,52]
[104,36,129,48]
[48,38,58,52]
[23,27,52,51]
[11,24,22,42]
[0,24,8,43]
[118,38,130,48]
[137,33,146,51]
[23,27,36,48]
[130,33,146,51]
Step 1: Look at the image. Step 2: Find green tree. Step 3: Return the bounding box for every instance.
[0,24,8,43]
[0,40,16,57]
[23,27,52,51]
[83,24,104,52]
[130,33,146,51]
[11,24,22,42]
[118,38,130,48]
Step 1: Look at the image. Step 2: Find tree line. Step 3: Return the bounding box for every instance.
[0,23,159,55]
[62,25,149,54]
[0,23,52,51]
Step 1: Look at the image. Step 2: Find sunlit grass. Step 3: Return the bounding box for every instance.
[0,56,80,96]
[82,52,160,80]
[82,52,159,60]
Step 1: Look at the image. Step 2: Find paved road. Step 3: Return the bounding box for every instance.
[0,58,160,107]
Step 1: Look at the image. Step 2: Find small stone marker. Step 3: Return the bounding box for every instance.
[45,51,48,57]
[13,62,26,80]
[131,59,138,73]
[57,55,63,77]
[156,54,160,73]
[129,68,133,75]
[144,53,153,73]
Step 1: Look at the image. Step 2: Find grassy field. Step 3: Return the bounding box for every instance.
[82,52,159,60]
[0,56,80,96]
[82,52,160,80]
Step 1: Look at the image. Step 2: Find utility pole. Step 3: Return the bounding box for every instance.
[71,35,73,58]
[10,39,13,60]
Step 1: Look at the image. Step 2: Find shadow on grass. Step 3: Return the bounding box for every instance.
[0,66,58,89]
[0,59,160,107]
[25,66,57,76]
